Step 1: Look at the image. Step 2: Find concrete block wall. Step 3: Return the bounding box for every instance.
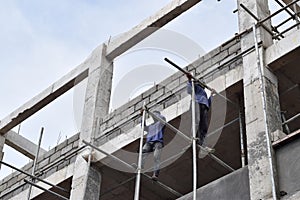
[95,37,242,146]
[276,137,300,199]
[0,133,80,199]
[177,167,250,200]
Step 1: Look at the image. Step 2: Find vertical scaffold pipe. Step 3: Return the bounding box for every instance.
[253,24,277,200]
[27,127,44,200]
[191,76,197,200]
[238,98,246,167]
[134,102,146,200]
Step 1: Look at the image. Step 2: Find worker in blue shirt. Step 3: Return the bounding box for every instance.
[186,73,215,152]
[140,110,166,181]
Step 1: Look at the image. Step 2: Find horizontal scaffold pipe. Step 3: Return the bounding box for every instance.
[164,57,239,108]
[24,179,69,200]
[0,161,68,193]
[82,140,183,197]
[147,109,235,172]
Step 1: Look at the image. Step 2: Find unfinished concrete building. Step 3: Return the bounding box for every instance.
[0,0,300,199]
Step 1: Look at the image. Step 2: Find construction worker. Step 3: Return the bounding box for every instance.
[186,73,215,152]
[140,110,166,181]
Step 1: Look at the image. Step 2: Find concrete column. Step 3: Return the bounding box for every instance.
[70,44,113,200]
[237,0,282,199]
[238,0,273,48]
[79,44,113,142]
[70,156,102,200]
[0,136,4,168]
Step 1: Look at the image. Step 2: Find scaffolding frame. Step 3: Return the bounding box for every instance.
[0,127,71,200]
[240,0,300,41]
[281,112,300,135]
[0,161,68,193]
[0,140,84,199]
[83,97,238,200]
[82,140,183,198]
[3,2,300,199]
[164,58,239,108]
[134,102,146,200]
[147,109,235,172]
[273,0,300,23]
[191,74,198,200]
[27,127,44,200]
[24,179,69,200]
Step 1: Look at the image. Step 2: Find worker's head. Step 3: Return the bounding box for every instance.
[153,110,161,122]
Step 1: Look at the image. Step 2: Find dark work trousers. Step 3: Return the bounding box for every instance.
[141,141,163,176]
[193,103,209,146]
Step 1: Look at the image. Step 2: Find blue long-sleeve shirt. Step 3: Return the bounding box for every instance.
[187,80,211,109]
[142,114,166,143]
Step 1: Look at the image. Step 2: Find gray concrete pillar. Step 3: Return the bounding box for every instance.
[0,136,4,168]
[70,44,113,200]
[70,156,102,200]
[237,0,282,199]
[237,0,273,48]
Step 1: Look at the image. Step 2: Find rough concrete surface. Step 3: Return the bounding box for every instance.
[177,167,250,200]
[276,137,300,198]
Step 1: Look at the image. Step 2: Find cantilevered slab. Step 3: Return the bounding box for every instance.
[4,130,47,159]
[0,64,88,135]
[106,0,202,60]
[265,28,300,69]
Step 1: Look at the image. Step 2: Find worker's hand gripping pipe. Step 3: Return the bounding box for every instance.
[164,58,238,108]
[146,108,234,172]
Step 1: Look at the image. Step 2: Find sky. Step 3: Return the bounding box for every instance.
[0,0,291,180]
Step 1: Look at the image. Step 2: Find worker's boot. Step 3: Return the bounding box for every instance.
[151,173,159,181]
[201,146,215,153]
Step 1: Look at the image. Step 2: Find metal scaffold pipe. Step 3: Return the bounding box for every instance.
[164,58,239,108]
[238,97,246,167]
[0,161,68,193]
[273,21,300,38]
[259,0,299,23]
[239,3,283,39]
[282,112,300,126]
[24,179,69,200]
[147,109,235,172]
[273,0,299,20]
[134,102,146,200]
[252,24,277,200]
[82,139,183,198]
[27,127,44,200]
[191,75,197,200]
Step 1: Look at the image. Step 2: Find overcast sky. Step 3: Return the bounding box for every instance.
[0,0,288,180]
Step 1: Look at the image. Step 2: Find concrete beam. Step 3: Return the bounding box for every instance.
[106,0,202,60]
[4,130,47,160]
[0,0,203,134]
[265,28,300,69]
[0,61,89,135]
